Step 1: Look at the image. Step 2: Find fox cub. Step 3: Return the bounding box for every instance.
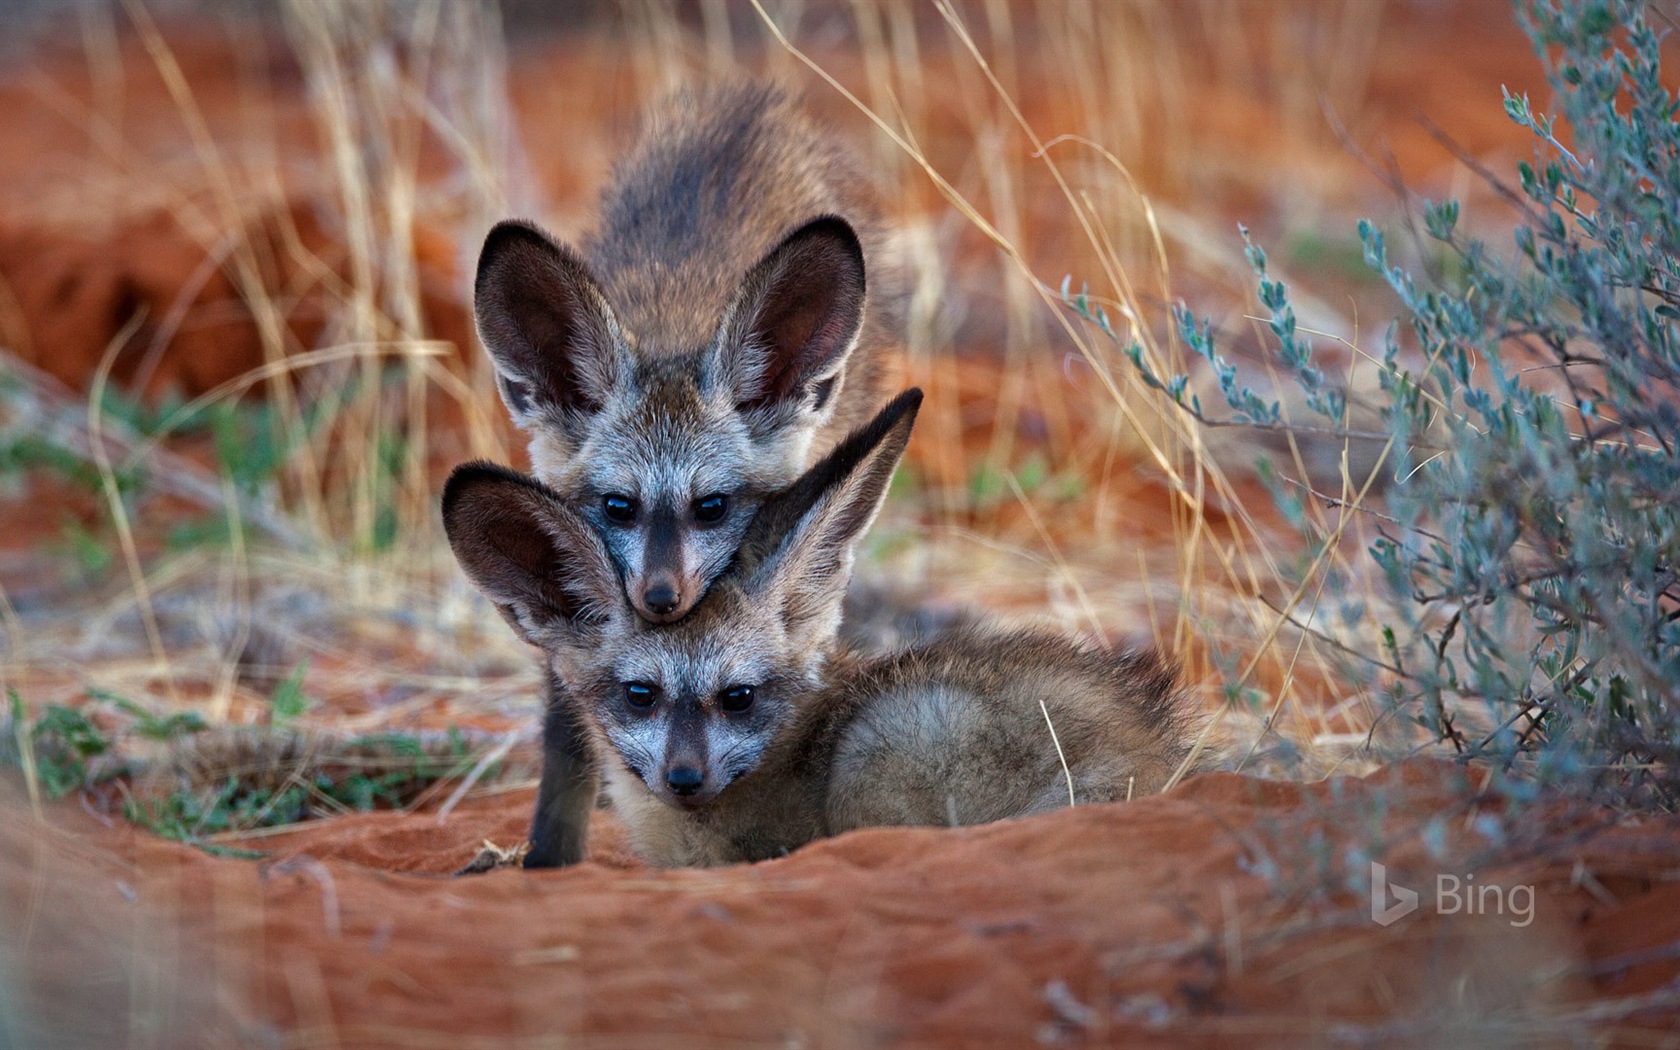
[474,82,892,626]
[444,391,1197,869]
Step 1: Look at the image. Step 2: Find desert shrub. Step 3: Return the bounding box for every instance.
[1103,0,1680,801]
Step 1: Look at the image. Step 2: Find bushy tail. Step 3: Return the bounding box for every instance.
[1108,647,1222,792]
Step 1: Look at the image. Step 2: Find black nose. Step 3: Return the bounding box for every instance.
[643,584,680,615]
[665,766,704,796]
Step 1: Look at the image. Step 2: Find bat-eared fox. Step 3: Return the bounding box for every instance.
[473,82,894,628]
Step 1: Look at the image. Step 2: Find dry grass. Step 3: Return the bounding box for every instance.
[734,0,1405,776]
[0,0,1443,858]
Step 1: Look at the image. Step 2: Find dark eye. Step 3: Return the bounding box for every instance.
[624,682,658,709]
[603,494,638,524]
[718,685,755,713]
[693,493,729,524]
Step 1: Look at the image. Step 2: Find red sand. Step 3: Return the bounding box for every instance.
[4,762,1677,1047]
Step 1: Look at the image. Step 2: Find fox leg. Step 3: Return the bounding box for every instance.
[524,675,599,868]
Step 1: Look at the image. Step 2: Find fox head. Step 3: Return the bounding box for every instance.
[473,214,868,625]
[443,389,920,812]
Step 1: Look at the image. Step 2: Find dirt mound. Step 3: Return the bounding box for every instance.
[3,763,1676,1048]
[0,203,472,401]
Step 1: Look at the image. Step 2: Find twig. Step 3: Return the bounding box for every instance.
[1276,475,1447,541]
[1253,594,1406,678]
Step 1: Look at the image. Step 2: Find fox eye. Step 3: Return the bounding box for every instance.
[693,493,729,524]
[718,685,755,713]
[603,494,638,524]
[624,682,658,709]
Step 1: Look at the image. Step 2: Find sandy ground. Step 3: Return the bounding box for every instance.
[5,762,1679,1047]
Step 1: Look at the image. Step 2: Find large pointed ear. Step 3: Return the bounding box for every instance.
[739,388,921,640]
[442,462,622,646]
[713,216,866,429]
[474,220,626,432]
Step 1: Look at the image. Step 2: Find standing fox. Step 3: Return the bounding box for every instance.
[444,391,1198,868]
[475,82,892,625]
[472,84,895,865]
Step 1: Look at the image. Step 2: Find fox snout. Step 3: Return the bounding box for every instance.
[652,697,748,809]
[626,569,703,623]
[655,754,716,808]
[609,502,714,623]
[664,764,704,797]
[634,569,692,623]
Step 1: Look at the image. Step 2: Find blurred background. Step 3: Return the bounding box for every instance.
[0,1,1614,1045]
[0,0,1547,754]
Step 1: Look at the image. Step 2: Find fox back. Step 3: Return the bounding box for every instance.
[474,82,895,624]
[824,629,1192,832]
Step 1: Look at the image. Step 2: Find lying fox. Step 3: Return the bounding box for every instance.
[444,391,1198,868]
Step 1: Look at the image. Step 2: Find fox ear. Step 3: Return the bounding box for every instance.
[474,221,626,431]
[741,388,921,641]
[442,462,621,646]
[714,216,866,429]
